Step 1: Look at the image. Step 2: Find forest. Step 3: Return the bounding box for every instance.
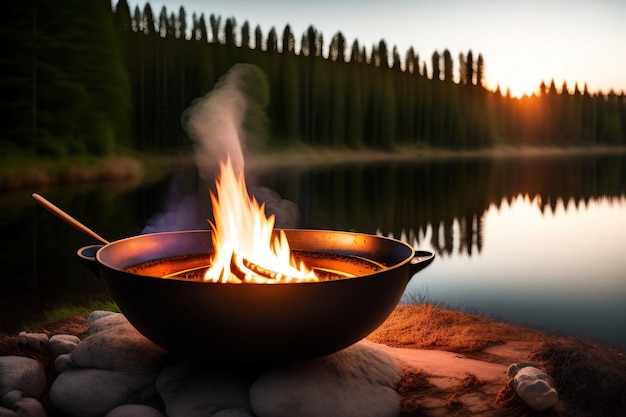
[1,0,625,158]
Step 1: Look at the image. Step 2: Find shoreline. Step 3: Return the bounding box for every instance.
[1,303,624,416]
[2,144,626,191]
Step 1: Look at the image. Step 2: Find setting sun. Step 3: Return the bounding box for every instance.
[500,80,540,99]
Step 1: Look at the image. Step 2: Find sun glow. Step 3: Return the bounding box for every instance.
[498,80,540,99]
[203,158,318,284]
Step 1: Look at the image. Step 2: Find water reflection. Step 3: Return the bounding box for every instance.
[254,153,626,258]
[1,153,625,347]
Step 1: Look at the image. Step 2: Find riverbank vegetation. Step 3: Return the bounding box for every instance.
[2,1,625,165]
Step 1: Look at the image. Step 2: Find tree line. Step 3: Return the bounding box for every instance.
[1,0,624,158]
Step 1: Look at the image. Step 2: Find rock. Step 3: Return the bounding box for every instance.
[0,357,46,399]
[105,404,167,417]
[17,333,49,352]
[50,312,167,417]
[212,409,256,417]
[508,363,558,412]
[156,358,251,417]
[53,354,74,374]
[249,340,401,417]
[1,390,27,408]
[50,368,159,417]
[0,392,46,417]
[87,310,118,327]
[49,334,81,358]
[10,398,46,417]
[70,313,167,372]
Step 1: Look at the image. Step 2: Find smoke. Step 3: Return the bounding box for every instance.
[143,64,300,233]
[182,63,270,179]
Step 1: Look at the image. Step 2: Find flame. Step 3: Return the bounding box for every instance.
[204,158,318,283]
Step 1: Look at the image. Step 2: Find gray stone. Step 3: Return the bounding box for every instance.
[156,359,251,417]
[0,357,46,399]
[11,398,46,417]
[53,354,74,374]
[0,407,15,416]
[249,340,401,417]
[104,404,166,417]
[50,368,159,417]
[1,390,26,408]
[212,409,256,417]
[0,394,46,417]
[87,310,118,327]
[510,365,558,412]
[70,313,167,372]
[49,334,81,358]
[17,333,49,352]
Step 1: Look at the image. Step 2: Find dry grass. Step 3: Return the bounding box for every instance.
[533,338,626,417]
[369,304,626,417]
[397,368,445,416]
[367,304,545,356]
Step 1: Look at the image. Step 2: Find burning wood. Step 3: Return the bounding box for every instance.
[230,252,300,283]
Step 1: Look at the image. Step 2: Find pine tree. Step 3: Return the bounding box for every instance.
[476,53,484,87]
[466,50,474,85]
[431,51,441,81]
[442,49,453,82]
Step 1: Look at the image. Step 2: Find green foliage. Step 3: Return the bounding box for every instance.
[0,0,131,157]
[2,1,624,159]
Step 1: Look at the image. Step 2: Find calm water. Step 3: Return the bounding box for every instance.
[1,153,625,348]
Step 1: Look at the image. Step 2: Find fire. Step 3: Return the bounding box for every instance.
[204,158,319,283]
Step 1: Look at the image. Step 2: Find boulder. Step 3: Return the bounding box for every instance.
[49,334,81,358]
[50,368,159,417]
[249,340,401,417]
[87,310,119,327]
[2,390,27,408]
[70,313,167,372]
[0,357,46,399]
[8,397,46,417]
[50,312,167,417]
[17,333,49,352]
[1,390,46,417]
[156,358,251,417]
[104,404,167,417]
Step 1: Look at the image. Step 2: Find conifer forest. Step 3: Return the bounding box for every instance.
[2,0,625,157]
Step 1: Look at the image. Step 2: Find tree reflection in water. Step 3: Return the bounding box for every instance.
[256,153,626,258]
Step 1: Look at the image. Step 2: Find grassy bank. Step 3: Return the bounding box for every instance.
[3,144,626,191]
[0,151,193,191]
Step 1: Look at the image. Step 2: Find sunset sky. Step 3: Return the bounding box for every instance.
[125,0,626,98]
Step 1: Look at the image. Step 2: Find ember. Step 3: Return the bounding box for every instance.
[125,250,383,282]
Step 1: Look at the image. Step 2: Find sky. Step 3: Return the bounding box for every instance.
[124,0,626,98]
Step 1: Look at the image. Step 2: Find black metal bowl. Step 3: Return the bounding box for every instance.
[78,229,434,363]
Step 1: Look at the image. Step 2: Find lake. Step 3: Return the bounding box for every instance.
[1,151,625,349]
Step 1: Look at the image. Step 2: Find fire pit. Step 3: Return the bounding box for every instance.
[78,229,433,363]
[37,158,434,363]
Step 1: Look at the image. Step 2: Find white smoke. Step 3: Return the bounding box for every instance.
[143,64,300,233]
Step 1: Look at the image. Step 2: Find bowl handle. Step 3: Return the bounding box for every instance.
[408,250,435,276]
[77,245,104,277]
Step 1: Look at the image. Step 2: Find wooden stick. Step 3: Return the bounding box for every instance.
[32,193,110,245]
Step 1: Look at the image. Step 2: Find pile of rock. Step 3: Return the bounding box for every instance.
[1,311,402,417]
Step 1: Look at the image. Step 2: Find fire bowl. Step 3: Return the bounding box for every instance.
[78,229,434,363]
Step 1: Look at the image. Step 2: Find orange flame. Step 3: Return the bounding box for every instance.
[204,158,318,283]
